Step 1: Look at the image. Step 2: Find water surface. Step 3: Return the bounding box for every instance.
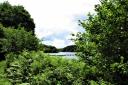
[49,52,77,59]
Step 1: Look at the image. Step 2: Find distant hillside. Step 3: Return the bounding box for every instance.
[38,44,58,53]
[61,45,77,52]
[39,44,77,53]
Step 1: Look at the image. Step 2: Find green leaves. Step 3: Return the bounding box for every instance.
[0,1,35,34]
[1,26,39,53]
[75,0,128,84]
[5,51,93,85]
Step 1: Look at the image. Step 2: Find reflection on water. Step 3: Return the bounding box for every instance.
[49,52,77,59]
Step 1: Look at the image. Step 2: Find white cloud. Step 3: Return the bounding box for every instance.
[0,0,99,48]
[44,39,66,48]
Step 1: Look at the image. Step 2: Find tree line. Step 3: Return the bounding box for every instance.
[39,44,77,53]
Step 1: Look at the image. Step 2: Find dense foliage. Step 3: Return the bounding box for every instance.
[0,25,4,38]
[0,51,111,85]
[0,1,38,61]
[0,2,35,34]
[76,0,128,85]
[0,0,128,85]
[0,26,4,53]
[0,61,11,85]
[1,25,39,53]
[5,51,96,85]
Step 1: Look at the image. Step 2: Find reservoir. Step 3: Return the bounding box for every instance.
[49,52,77,59]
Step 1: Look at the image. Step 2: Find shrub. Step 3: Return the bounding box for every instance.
[5,51,100,85]
[1,26,39,54]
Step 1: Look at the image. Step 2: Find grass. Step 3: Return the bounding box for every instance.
[0,60,11,85]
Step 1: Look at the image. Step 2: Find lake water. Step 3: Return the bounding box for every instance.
[49,52,77,59]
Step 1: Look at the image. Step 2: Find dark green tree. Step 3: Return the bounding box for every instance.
[76,0,128,84]
[0,1,35,34]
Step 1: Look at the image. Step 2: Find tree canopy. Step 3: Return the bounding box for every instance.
[76,0,128,84]
[0,2,35,34]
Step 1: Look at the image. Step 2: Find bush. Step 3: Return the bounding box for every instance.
[1,26,39,54]
[5,51,103,85]
[0,61,11,85]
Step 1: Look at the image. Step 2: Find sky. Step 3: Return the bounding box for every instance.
[0,0,99,48]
